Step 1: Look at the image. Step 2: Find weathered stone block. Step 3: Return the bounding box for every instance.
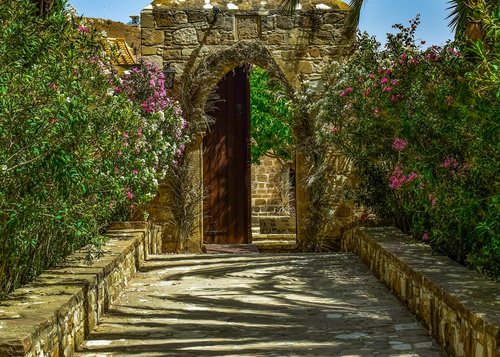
[187,10,207,23]
[181,48,195,58]
[277,16,294,29]
[143,54,163,67]
[173,27,199,45]
[155,11,176,27]
[198,29,222,45]
[141,10,155,28]
[142,46,159,56]
[142,29,164,46]
[162,49,182,60]
[297,61,313,74]
[323,12,345,25]
[267,33,284,45]
[308,47,321,57]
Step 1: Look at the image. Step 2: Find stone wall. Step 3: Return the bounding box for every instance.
[342,226,500,357]
[0,222,161,356]
[141,5,353,83]
[251,156,293,218]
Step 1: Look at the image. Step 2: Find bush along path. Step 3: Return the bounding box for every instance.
[0,0,188,298]
[313,16,499,280]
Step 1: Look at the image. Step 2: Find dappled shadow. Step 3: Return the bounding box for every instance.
[77,253,442,356]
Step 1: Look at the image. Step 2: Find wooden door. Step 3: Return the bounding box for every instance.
[203,67,251,244]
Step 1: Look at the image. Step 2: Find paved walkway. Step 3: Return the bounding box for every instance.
[77,253,442,356]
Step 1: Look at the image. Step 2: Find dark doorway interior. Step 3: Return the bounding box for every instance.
[203,67,251,244]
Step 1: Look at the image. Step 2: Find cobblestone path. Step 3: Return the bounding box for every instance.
[77,253,442,356]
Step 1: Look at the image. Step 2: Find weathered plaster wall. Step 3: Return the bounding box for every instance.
[342,226,500,357]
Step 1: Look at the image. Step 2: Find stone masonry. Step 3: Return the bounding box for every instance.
[141,0,354,249]
[251,156,293,218]
[141,0,353,84]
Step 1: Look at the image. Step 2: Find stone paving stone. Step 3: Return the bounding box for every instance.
[76,253,442,356]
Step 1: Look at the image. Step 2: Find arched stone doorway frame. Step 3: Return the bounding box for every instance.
[179,41,308,249]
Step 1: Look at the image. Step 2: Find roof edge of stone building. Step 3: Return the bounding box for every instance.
[149,0,350,11]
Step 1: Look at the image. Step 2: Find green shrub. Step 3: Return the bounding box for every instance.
[250,67,293,164]
[317,17,499,279]
[0,0,186,296]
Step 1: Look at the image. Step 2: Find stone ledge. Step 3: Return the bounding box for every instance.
[0,221,161,357]
[342,226,500,357]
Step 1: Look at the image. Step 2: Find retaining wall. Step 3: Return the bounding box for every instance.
[0,221,161,357]
[342,226,500,357]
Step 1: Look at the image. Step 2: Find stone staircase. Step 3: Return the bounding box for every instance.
[251,216,297,252]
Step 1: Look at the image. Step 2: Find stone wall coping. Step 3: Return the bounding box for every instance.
[150,8,347,14]
[343,226,500,355]
[0,222,155,356]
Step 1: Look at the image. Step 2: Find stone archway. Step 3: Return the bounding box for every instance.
[180,42,301,248]
[140,1,354,250]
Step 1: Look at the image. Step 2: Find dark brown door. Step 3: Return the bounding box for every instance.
[203,67,251,244]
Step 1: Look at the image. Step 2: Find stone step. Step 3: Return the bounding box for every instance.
[252,233,296,242]
[253,240,297,253]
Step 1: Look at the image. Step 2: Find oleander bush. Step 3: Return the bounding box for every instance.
[0,0,187,297]
[316,16,499,279]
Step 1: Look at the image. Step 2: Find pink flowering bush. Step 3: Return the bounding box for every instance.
[0,1,188,297]
[317,17,499,279]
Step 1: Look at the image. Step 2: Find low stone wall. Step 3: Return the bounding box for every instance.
[0,221,161,357]
[342,226,500,357]
[259,216,296,234]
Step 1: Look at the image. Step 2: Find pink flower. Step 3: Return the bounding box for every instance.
[368,73,375,79]
[380,77,389,84]
[345,87,353,92]
[49,83,59,91]
[442,157,459,169]
[339,91,346,97]
[122,132,129,139]
[117,151,123,157]
[391,79,400,85]
[125,188,134,200]
[389,166,406,190]
[422,232,429,241]
[137,127,143,136]
[407,172,418,182]
[77,25,89,33]
[132,169,138,175]
[382,86,393,92]
[428,193,438,207]
[108,202,114,209]
[392,138,407,151]
[331,127,339,134]
[400,53,407,61]
[114,87,122,93]
[123,142,129,147]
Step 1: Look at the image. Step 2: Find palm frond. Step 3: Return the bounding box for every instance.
[446,0,470,36]
[279,0,300,15]
[346,0,364,29]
